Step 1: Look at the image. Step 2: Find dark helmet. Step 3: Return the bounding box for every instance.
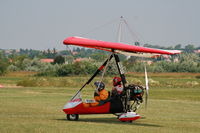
[113,77,122,86]
[94,81,105,91]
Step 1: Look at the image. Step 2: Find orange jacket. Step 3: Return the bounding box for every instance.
[83,89,109,107]
[94,89,109,102]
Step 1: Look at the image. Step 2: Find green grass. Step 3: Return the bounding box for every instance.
[0,73,200,133]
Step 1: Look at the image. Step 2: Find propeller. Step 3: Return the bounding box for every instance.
[144,65,149,110]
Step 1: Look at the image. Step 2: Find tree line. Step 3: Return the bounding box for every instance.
[0,44,200,76]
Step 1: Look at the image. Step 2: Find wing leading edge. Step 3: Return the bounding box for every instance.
[63,36,181,56]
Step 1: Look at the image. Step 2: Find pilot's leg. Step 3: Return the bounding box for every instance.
[83,102,90,108]
[90,102,99,107]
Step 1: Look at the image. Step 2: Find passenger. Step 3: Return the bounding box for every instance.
[83,81,109,107]
[111,77,123,97]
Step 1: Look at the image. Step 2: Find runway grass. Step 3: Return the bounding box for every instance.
[0,73,200,133]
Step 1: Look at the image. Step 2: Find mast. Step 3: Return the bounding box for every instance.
[117,16,123,43]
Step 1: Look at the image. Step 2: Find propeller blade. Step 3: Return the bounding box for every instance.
[144,65,149,110]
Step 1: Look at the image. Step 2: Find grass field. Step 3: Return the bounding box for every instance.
[0,72,200,133]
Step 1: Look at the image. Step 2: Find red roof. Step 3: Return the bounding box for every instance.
[40,59,54,63]
[74,58,87,62]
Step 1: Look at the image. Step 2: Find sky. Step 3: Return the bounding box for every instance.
[0,0,200,50]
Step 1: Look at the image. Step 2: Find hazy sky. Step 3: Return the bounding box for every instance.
[1,0,200,50]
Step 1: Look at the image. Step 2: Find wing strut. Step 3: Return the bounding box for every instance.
[113,53,132,112]
[70,54,113,100]
[113,54,127,88]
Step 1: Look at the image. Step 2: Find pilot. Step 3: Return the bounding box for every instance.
[111,77,123,97]
[83,81,109,107]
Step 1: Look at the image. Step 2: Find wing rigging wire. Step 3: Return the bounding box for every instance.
[80,17,119,37]
[120,16,145,46]
[78,16,145,49]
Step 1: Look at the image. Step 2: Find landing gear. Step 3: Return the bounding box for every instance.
[66,114,79,121]
[118,112,141,122]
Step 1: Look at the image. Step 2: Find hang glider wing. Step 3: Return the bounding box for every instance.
[63,36,181,56]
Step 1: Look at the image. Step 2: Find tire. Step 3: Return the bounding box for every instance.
[66,114,79,121]
[129,120,133,123]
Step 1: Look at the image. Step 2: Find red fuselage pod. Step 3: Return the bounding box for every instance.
[63,101,110,115]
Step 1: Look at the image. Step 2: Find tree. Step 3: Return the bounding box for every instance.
[54,55,65,64]
[90,53,107,62]
[184,44,195,53]
[12,55,28,70]
[65,55,74,64]
[0,52,8,75]
[135,42,140,46]
[0,62,8,75]
[174,44,182,50]
[53,48,57,55]
[59,50,71,56]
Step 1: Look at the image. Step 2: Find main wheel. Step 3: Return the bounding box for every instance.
[66,114,79,121]
[129,120,133,123]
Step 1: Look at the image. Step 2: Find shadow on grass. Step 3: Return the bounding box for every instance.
[55,117,162,127]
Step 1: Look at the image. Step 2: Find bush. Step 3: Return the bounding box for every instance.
[7,65,19,71]
[0,62,8,75]
[17,77,88,87]
[56,61,98,76]
[57,64,75,76]
[196,75,200,79]
[36,64,59,76]
[36,60,98,77]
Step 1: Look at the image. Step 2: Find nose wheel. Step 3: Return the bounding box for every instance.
[66,114,79,121]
